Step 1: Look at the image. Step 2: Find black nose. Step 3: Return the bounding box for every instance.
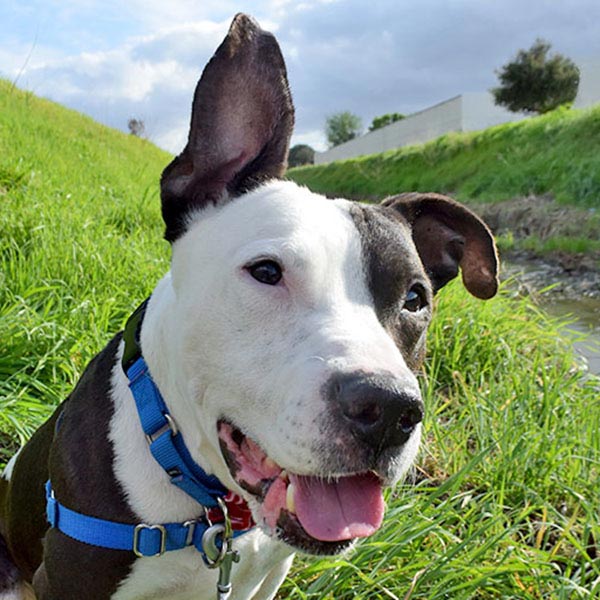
[328,372,424,451]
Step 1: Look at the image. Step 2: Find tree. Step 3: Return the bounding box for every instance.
[288,144,315,167]
[491,39,579,114]
[325,111,362,148]
[128,118,146,137]
[369,112,405,131]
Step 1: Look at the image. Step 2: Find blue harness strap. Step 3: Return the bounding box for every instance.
[127,356,227,508]
[46,481,209,557]
[45,298,253,558]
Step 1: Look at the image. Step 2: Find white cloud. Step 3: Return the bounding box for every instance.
[0,36,66,82]
[4,11,291,154]
[9,19,234,153]
[291,129,327,152]
[4,0,600,157]
[153,118,187,156]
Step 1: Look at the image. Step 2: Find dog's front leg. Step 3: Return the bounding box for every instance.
[249,555,295,600]
[31,563,49,600]
[0,582,37,600]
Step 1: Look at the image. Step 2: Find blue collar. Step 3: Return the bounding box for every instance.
[45,299,253,561]
[126,353,227,507]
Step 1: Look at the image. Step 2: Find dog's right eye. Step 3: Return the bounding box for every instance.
[247,260,283,285]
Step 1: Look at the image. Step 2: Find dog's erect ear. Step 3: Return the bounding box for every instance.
[160,13,294,242]
[383,192,499,299]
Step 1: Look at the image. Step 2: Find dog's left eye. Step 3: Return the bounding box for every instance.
[247,260,283,285]
[403,285,427,312]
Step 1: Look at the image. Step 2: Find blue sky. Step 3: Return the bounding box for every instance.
[2,1,600,153]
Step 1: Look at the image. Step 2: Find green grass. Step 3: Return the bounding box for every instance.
[280,286,600,599]
[496,231,600,258]
[287,104,600,209]
[1,81,599,598]
[0,79,171,458]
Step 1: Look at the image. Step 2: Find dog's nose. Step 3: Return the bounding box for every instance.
[328,372,424,450]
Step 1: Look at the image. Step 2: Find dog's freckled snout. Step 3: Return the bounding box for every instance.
[329,372,424,450]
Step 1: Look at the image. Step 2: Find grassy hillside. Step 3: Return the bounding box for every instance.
[288,105,600,209]
[0,79,171,448]
[1,82,599,598]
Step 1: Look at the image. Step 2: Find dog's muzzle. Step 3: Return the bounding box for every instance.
[217,371,423,555]
[218,420,385,554]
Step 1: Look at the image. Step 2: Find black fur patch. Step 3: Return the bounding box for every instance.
[348,202,432,371]
[4,333,138,598]
[0,527,21,592]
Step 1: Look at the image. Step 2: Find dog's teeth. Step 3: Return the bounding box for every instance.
[286,483,296,514]
[279,469,288,481]
[264,457,278,470]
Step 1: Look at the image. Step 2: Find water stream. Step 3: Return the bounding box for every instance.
[503,258,600,375]
[543,297,600,375]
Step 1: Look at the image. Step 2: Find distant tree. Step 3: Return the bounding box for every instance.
[325,111,362,148]
[369,112,405,131]
[288,144,315,167]
[491,39,579,114]
[128,118,146,137]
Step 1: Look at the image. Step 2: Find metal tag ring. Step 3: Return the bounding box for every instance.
[201,524,228,568]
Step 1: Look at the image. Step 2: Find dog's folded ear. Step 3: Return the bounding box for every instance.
[383,192,499,299]
[160,13,294,242]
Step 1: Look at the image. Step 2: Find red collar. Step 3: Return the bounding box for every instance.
[206,491,255,531]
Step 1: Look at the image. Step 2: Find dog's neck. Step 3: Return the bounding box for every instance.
[135,273,232,493]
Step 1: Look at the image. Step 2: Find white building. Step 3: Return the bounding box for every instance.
[315,61,600,166]
[314,92,525,165]
[573,59,600,109]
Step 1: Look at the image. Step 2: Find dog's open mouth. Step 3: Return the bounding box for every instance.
[217,421,385,554]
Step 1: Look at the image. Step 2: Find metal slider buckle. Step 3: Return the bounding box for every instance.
[133,523,167,557]
[145,413,178,445]
[183,519,197,546]
[46,487,59,527]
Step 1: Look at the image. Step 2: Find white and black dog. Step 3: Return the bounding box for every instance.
[0,13,498,600]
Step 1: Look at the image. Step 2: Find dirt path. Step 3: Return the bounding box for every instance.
[472,196,600,298]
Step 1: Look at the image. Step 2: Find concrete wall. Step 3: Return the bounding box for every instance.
[315,96,462,165]
[461,92,526,131]
[315,92,525,165]
[574,60,600,109]
[313,61,600,166]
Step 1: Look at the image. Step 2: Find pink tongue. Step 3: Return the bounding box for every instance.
[289,472,384,542]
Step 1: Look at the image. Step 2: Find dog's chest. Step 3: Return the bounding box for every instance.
[112,532,293,600]
[108,343,294,599]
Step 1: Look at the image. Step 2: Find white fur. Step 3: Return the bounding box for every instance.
[110,180,423,598]
[2,449,21,481]
[110,342,295,600]
[0,581,36,600]
[142,181,420,483]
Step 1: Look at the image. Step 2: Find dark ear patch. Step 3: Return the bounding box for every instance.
[160,13,294,242]
[383,192,499,299]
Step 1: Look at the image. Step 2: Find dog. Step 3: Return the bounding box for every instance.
[0,13,498,600]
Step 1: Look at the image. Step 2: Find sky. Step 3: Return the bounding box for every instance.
[2,0,600,154]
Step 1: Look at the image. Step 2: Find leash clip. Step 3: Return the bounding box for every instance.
[201,497,241,600]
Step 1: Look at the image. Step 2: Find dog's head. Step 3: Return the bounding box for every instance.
[158,14,498,555]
